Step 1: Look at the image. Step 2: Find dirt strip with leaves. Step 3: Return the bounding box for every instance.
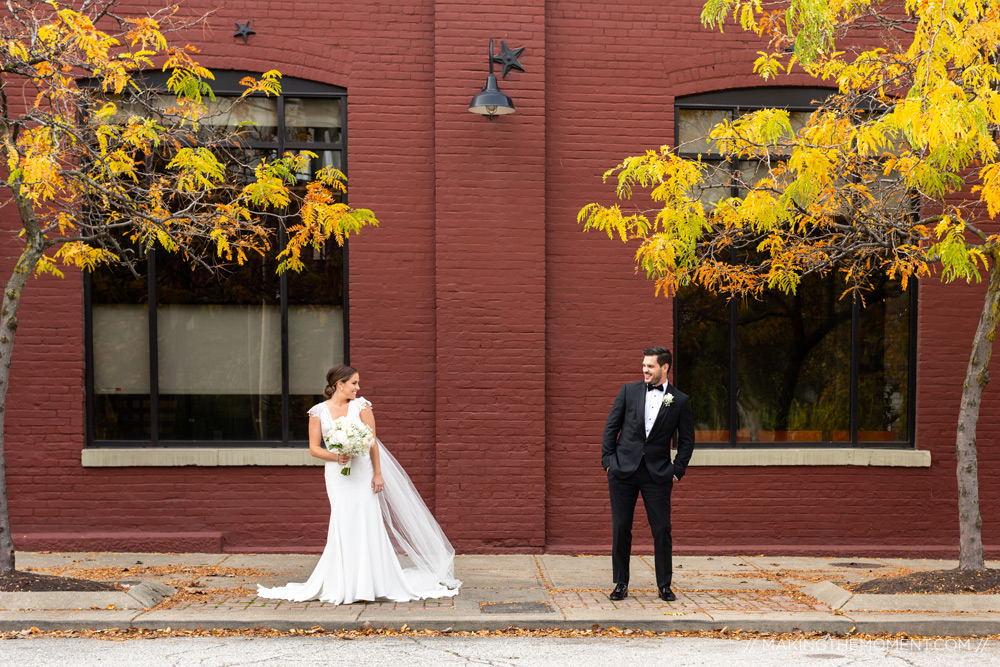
[0,626,997,642]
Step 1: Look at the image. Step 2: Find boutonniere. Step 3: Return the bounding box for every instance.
[662,393,674,407]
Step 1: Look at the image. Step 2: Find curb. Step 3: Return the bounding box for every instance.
[805,582,1000,613]
[4,615,998,635]
[0,615,854,634]
[0,582,176,612]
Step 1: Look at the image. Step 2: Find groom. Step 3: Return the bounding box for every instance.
[602,346,695,602]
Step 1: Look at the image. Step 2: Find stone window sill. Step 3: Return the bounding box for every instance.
[81,447,931,468]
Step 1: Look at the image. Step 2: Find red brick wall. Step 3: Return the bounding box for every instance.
[1,0,998,557]
[429,0,548,551]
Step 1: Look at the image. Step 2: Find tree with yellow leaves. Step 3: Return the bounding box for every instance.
[0,0,377,574]
[580,0,1000,568]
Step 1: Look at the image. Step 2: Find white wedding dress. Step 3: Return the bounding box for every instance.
[257,398,461,604]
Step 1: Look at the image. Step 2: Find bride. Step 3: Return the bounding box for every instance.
[257,364,461,603]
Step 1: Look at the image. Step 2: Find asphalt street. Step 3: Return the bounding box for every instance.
[2,636,1000,666]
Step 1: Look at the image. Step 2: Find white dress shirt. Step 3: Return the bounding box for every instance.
[644,383,668,437]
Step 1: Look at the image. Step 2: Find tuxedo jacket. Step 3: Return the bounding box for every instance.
[602,381,695,484]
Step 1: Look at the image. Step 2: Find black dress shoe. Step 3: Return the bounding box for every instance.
[659,586,676,602]
[609,583,628,601]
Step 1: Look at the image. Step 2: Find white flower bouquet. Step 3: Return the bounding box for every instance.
[323,417,375,476]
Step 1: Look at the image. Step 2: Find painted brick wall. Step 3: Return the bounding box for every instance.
[430,0,547,550]
[541,0,1000,557]
[1,0,998,557]
[3,0,445,553]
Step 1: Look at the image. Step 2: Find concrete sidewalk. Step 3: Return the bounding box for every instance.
[1,552,999,636]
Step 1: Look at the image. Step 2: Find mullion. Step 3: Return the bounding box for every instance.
[726,107,739,447]
[850,295,860,445]
[341,93,350,366]
[277,94,290,444]
[907,282,919,446]
[729,292,738,446]
[148,248,159,444]
[280,220,290,443]
[83,272,96,445]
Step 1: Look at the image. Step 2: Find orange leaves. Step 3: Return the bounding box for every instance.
[53,7,120,71]
[279,197,379,274]
[123,16,168,51]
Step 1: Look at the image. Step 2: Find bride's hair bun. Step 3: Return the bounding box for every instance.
[324,364,358,398]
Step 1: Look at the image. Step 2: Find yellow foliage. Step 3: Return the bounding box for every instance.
[53,243,117,272]
[239,71,282,98]
[583,0,1000,300]
[3,1,377,284]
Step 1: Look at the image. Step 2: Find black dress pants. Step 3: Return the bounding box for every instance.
[608,461,673,588]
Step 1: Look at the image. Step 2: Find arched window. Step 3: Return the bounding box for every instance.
[674,88,916,447]
[85,73,348,446]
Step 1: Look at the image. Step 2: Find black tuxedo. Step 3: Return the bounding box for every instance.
[602,381,695,589]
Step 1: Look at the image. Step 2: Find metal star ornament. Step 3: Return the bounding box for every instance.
[234,21,256,44]
[492,41,525,78]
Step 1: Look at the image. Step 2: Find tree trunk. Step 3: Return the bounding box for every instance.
[957,256,1000,570]
[0,194,45,573]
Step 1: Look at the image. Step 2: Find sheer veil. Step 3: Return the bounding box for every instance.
[376,439,461,590]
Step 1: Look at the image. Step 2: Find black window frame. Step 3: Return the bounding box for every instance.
[673,88,918,449]
[84,71,350,449]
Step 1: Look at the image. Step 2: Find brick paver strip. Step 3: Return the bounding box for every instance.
[169,585,828,616]
[548,589,830,614]
[173,596,455,612]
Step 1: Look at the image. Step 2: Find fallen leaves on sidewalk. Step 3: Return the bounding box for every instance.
[26,565,267,586]
[704,566,916,585]
[151,586,259,609]
[11,565,266,602]
[0,626,995,643]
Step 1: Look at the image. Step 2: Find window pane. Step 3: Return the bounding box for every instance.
[288,237,345,440]
[154,231,281,441]
[736,273,852,443]
[284,98,342,144]
[677,285,730,442]
[677,109,730,155]
[789,110,811,136]
[89,83,348,446]
[695,161,731,210]
[858,278,910,441]
[91,254,150,440]
[113,95,279,143]
[738,160,771,197]
[192,95,278,142]
[294,150,342,183]
[675,99,914,447]
[736,109,810,138]
[214,146,278,186]
[156,305,282,440]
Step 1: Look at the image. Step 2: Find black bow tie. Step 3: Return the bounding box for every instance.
[646,383,665,392]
